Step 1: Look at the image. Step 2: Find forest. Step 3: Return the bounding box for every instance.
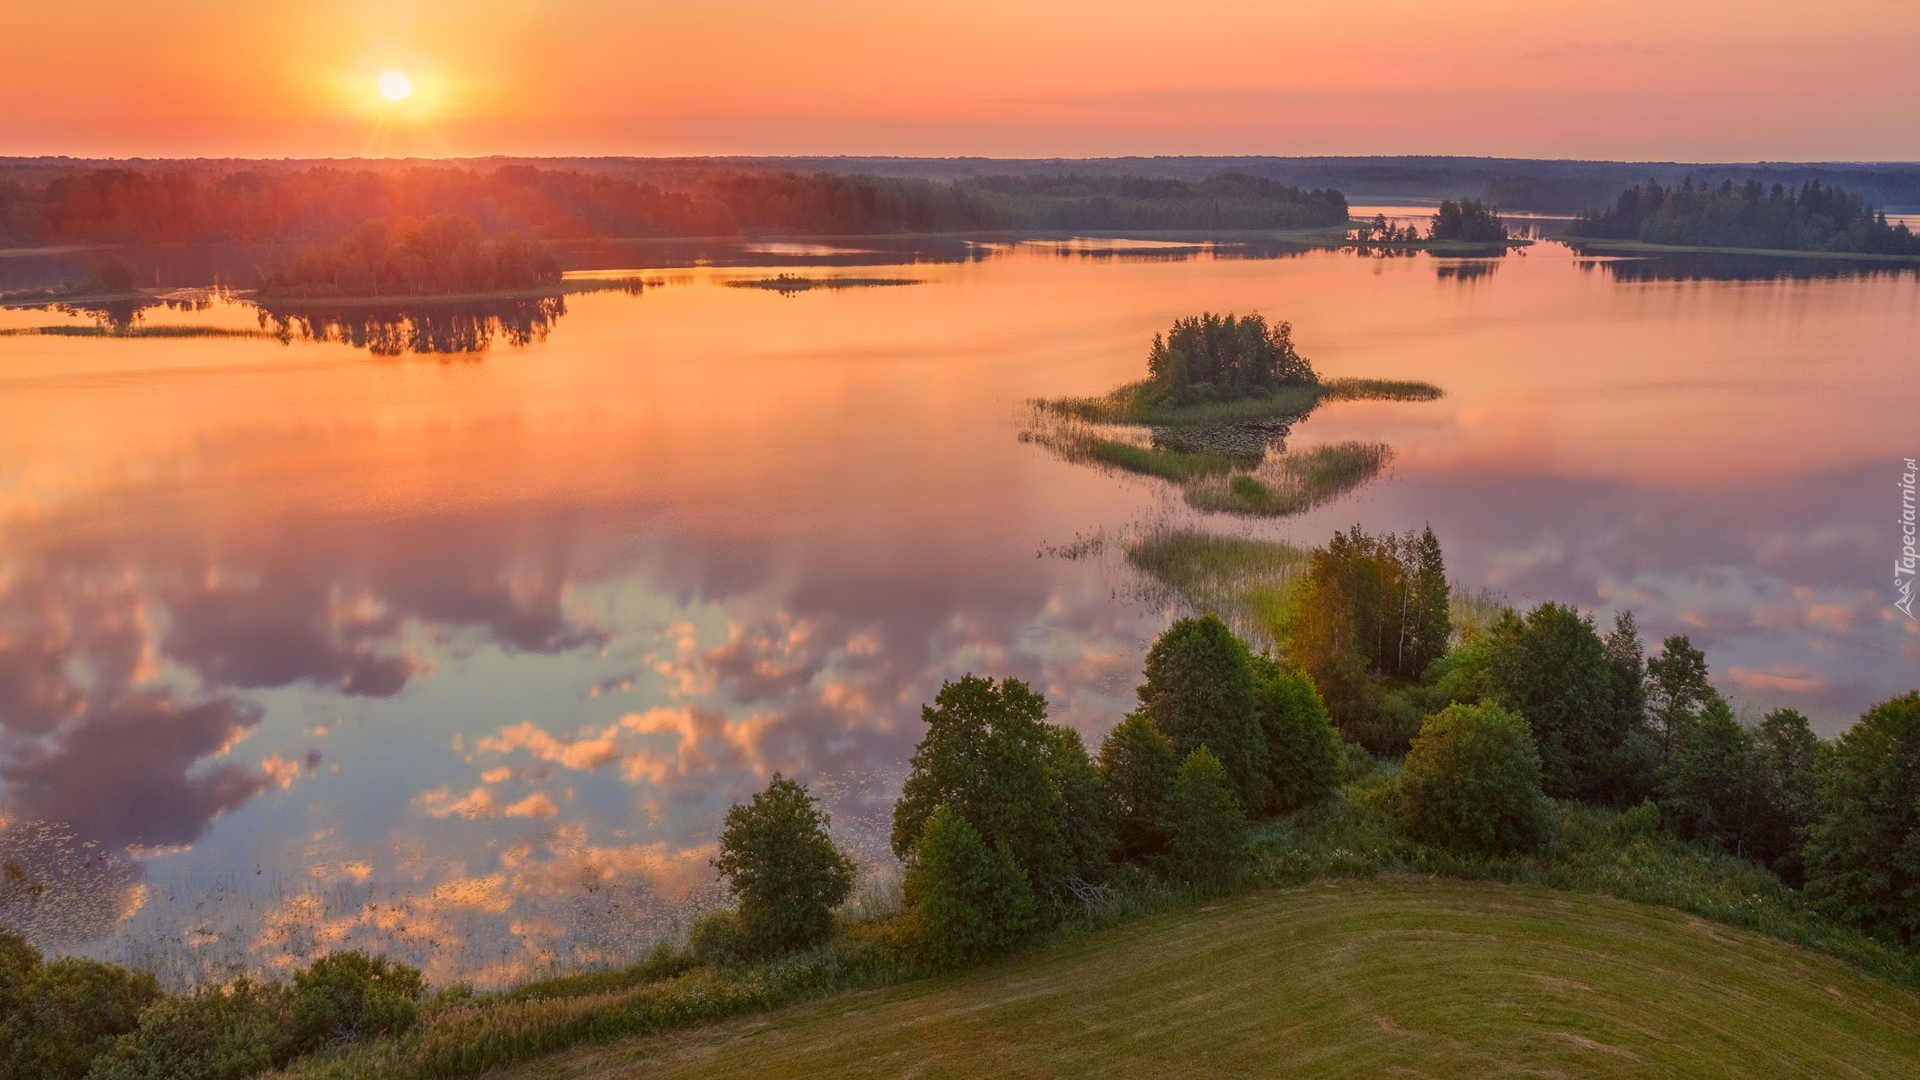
[1564,177,1920,255]
[0,165,1346,248]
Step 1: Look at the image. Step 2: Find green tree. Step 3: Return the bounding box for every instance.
[1400,702,1551,854]
[1249,656,1342,813]
[1096,712,1180,862]
[1481,603,1617,801]
[1752,707,1821,884]
[902,804,1038,970]
[1043,725,1115,879]
[712,773,858,957]
[1595,610,1658,806]
[1646,635,1717,753]
[0,941,159,1080]
[1138,615,1269,811]
[1803,691,1920,943]
[1658,698,1765,856]
[891,675,1071,902]
[1160,747,1250,884]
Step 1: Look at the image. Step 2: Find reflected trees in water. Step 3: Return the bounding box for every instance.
[254,296,567,357]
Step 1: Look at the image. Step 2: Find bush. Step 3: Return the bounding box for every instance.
[902,804,1038,970]
[688,909,748,968]
[712,773,857,958]
[1249,657,1341,813]
[1615,798,1662,836]
[1138,615,1269,811]
[1804,691,1920,943]
[0,942,160,1080]
[1097,713,1180,862]
[285,951,421,1053]
[1160,748,1250,884]
[86,978,283,1080]
[1399,703,1551,854]
[891,675,1072,904]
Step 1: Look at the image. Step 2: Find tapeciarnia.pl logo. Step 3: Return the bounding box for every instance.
[1899,458,1918,621]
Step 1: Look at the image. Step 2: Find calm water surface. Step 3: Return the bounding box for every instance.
[0,239,1915,985]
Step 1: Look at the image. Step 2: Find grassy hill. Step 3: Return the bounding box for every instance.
[491,879,1920,1080]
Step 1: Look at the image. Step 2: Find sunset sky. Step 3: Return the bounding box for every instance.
[7,0,1919,160]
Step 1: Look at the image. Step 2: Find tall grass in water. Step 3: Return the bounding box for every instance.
[1184,441,1393,517]
[1125,530,1306,643]
[1017,423,1245,482]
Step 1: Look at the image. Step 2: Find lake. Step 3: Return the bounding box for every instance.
[0,232,1915,987]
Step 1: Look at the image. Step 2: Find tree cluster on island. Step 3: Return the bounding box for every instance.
[1565,177,1920,255]
[1138,312,1318,410]
[1348,198,1511,245]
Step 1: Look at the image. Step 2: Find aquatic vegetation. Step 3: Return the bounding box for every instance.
[1125,530,1305,640]
[722,274,921,292]
[0,325,268,339]
[1182,441,1393,517]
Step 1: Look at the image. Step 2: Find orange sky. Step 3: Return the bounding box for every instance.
[7,0,1919,160]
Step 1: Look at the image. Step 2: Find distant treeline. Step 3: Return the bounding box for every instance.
[255,215,561,299]
[0,165,1345,248]
[959,174,1348,231]
[1565,178,1920,255]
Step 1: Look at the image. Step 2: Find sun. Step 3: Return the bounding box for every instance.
[378,71,413,102]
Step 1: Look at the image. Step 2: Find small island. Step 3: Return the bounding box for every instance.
[1563,178,1920,258]
[1026,313,1441,516]
[1346,197,1523,254]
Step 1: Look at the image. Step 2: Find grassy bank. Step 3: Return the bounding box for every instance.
[478,877,1920,1080]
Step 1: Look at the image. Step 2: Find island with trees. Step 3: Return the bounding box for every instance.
[1563,177,1920,257]
[1025,312,1440,516]
[1346,197,1520,253]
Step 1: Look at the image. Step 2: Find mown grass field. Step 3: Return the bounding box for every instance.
[491,879,1920,1080]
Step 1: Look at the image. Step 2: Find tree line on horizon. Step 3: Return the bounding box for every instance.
[1565,177,1920,255]
[0,165,1347,249]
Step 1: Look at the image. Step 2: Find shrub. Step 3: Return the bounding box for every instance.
[1399,702,1551,854]
[1,946,160,1080]
[1138,615,1269,811]
[688,909,748,968]
[891,675,1071,904]
[902,804,1038,970]
[1249,657,1341,813]
[1615,797,1662,836]
[712,773,857,958]
[1804,691,1920,943]
[86,978,283,1080]
[1097,712,1180,862]
[1160,748,1250,884]
[285,951,422,1053]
